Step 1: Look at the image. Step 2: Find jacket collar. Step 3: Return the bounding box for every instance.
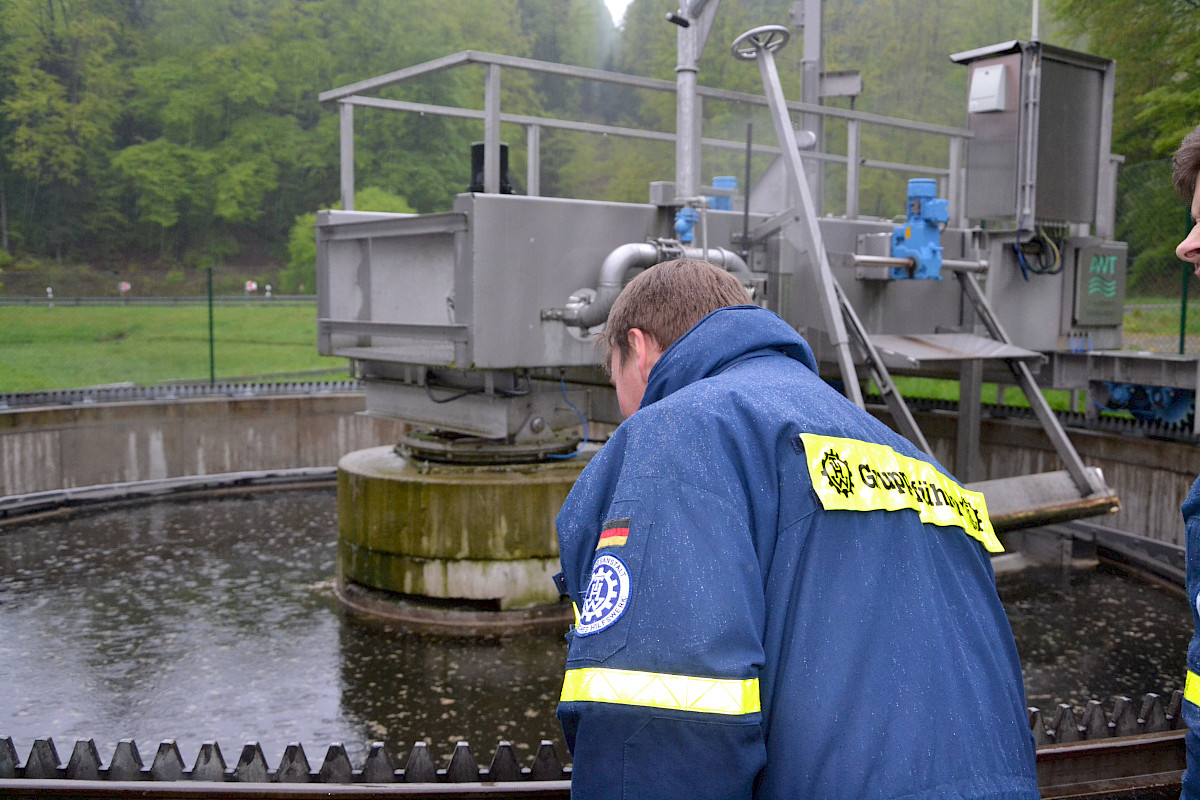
[640,305,819,409]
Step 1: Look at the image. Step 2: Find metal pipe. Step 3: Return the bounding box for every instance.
[674,1,720,199]
[561,243,750,329]
[846,255,988,274]
[941,258,989,273]
[683,244,750,276]
[848,254,913,269]
[674,21,700,198]
[566,243,660,329]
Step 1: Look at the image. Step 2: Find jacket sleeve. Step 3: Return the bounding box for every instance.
[557,475,767,800]
[1183,475,1200,800]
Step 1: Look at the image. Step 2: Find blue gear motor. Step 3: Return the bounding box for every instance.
[674,207,699,243]
[890,178,949,280]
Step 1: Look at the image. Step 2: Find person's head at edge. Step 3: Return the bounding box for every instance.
[603,258,749,418]
[1174,123,1200,274]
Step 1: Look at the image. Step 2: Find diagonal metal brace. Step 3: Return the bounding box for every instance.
[957,272,1107,497]
[832,281,933,456]
[733,25,863,408]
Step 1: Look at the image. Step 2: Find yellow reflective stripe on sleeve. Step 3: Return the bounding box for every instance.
[1186,670,1200,707]
[800,432,1002,553]
[572,602,581,628]
[560,667,760,716]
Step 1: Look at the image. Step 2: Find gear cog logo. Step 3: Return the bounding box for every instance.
[576,553,630,636]
[820,449,854,497]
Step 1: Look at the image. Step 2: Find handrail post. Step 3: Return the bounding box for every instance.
[949,135,964,228]
[484,63,501,194]
[846,119,860,219]
[527,124,541,197]
[339,102,354,210]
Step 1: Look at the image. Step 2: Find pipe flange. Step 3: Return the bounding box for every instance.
[397,429,581,465]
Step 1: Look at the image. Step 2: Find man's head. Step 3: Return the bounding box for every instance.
[603,258,749,417]
[1173,125,1200,204]
[1175,124,1200,275]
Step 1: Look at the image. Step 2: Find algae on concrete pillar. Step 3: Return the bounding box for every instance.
[337,446,585,610]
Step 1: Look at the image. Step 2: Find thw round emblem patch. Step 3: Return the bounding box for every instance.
[576,553,630,636]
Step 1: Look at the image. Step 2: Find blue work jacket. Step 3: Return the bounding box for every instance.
[1182,477,1200,799]
[555,305,1038,800]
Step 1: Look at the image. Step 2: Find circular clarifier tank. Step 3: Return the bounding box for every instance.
[336,445,586,629]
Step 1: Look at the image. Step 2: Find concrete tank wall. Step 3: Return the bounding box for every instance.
[0,394,405,496]
[1,395,1194,548]
[913,411,1198,547]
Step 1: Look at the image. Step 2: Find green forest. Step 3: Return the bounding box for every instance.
[0,0,1196,295]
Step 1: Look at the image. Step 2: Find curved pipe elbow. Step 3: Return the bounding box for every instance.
[682,246,750,277]
[564,242,660,329]
[562,244,752,330]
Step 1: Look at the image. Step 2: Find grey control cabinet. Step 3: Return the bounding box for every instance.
[951,41,1115,228]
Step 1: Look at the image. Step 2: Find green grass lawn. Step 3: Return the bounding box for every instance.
[0,302,1185,404]
[0,304,344,392]
[1123,305,1200,337]
[881,377,1078,412]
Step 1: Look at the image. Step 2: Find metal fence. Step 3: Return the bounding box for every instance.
[0,295,317,306]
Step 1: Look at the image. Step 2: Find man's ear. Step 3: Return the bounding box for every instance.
[627,328,662,381]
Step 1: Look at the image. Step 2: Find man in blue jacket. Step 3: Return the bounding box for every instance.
[555,258,1038,799]
[1172,122,1200,800]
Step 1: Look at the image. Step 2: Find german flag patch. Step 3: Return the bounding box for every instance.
[596,517,631,550]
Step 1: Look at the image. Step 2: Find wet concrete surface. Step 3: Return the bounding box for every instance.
[0,489,1191,766]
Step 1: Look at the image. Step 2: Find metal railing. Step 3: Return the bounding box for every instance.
[319,50,971,222]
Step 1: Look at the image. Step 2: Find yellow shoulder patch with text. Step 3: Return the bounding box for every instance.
[799,433,1002,553]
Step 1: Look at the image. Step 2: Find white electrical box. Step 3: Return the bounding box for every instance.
[968,64,1007,113]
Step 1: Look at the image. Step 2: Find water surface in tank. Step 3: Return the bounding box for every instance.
[0,490,565,766]
[0,489,1189,767]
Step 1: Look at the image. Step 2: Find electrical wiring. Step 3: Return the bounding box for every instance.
[1011,226,1063,279]
[546,376,589,460]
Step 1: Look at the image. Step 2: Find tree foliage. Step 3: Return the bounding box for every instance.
[1046,0,1200,162]
[1046,0,1200,289]
[0,0,1074,272]
[0,0,592,266]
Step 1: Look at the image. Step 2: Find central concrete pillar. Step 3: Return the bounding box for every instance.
[336,445,585,630]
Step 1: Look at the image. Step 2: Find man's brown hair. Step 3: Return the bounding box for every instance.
[1173,124,1200,204]
[603,258,749,370]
